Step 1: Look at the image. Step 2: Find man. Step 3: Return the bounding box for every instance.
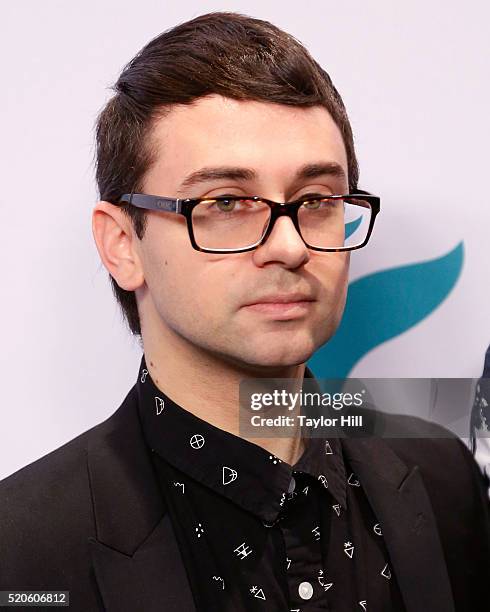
[0,11,488,612]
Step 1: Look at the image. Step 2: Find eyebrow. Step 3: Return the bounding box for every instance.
[176,161,347,194]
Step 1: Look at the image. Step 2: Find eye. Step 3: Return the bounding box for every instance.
[215,199,237,212]
[202,198,251,214]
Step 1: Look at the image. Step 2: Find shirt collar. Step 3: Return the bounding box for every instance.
[136,354,347,523]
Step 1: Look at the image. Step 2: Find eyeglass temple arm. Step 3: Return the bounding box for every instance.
[119,193,182,213]
[349,188,372,196]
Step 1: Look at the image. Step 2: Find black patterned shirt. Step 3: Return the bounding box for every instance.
[136,354,406,611]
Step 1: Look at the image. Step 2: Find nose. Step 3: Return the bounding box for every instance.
[252,213,310,269]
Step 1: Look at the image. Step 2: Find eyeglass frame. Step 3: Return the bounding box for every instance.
[116,188,380,254]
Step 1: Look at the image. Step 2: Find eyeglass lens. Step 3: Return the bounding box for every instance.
[190,197,373,250]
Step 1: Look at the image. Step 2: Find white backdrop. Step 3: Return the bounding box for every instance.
[2,0,489,480]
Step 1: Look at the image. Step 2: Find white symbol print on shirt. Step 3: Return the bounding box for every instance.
[359,600,367,610]
[268,454,282,465]
[140,369,148,383]
[250,586,266,600]
[344,541,354,558]
[381,563,391,579]
[223,466,238,485]
[173,481,185,494]
[373,523,382,536]
[311,526,321,541]
[155,396,165,415]
[325,440,333,454]
[212,576,225,590]
[190,434,205,449]
[347,472,360,486]
[318,474,328,489]
[195,523,204,538]
[332,504,341,516]
[318,569,333,591]
[234,542,253,559]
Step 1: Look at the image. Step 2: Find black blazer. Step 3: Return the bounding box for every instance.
[1,383,489,611]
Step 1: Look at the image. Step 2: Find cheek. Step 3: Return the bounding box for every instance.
[153,258,204,312]
[143,240,227,322]
[312,256,349,347]
[314,252,349,292]
[331,254,350,320]
[335,253,350,295]
[312,252,349,318]
[142,220,190,297]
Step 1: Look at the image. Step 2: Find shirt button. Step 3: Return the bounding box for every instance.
[288,476,296,493]
[298,581,313,600]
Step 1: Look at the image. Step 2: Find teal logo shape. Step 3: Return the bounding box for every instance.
[307,242,464,379]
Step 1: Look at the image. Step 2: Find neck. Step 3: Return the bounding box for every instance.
[141,323,308,466]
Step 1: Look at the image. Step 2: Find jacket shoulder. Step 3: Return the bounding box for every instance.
[378,412,475,466]
[0,407,117,510]
[0,408,118,587]
[380,413,489,545]
[376,411,481,482]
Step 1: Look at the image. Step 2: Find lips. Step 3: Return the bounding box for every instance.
[241,293,316,320]
[243,293,315,307]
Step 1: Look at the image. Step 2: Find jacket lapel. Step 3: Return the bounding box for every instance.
[86,386,196,612]
[341,436,455,612]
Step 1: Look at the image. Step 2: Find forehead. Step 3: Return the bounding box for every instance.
[146,95,348,191]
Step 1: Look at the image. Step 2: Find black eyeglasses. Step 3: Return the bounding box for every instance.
[117,189,380,254]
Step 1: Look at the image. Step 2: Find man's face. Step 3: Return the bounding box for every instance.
[134,95,350,370]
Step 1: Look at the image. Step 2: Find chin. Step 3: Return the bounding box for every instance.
[209,324,333,371]
[242,341,317,370]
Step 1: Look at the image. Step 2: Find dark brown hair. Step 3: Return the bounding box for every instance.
[94,11,359,338]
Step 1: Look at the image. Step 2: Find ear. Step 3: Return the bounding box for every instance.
[91,201,145,291]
